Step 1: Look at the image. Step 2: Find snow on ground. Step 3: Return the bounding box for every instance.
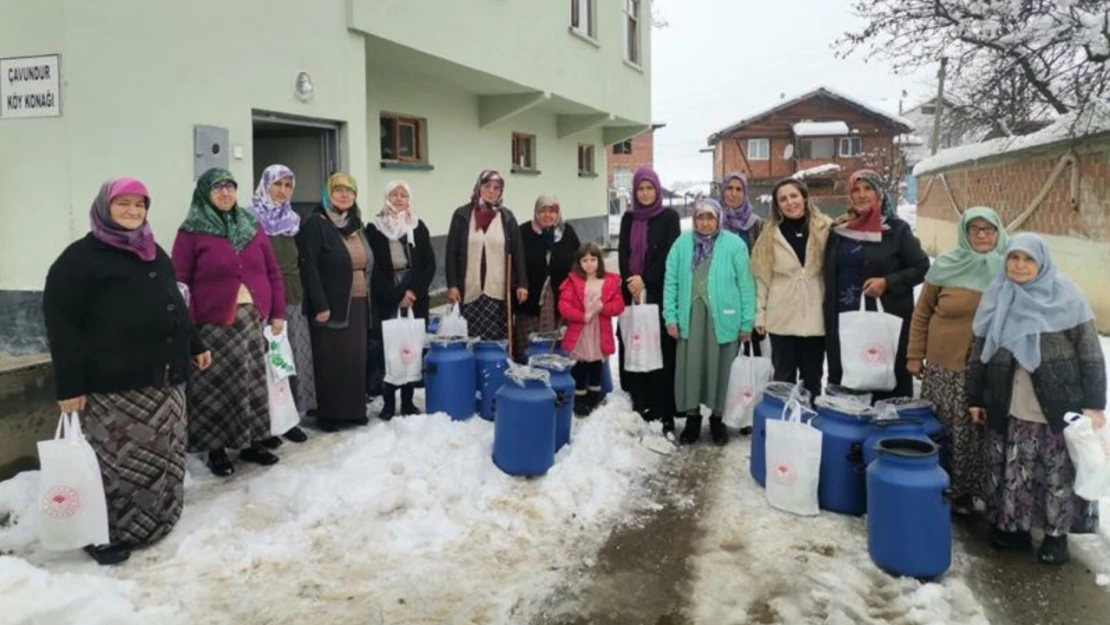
[687,442,990,625]
[0,391,668,624]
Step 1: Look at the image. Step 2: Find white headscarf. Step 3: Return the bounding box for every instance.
[373,179,418,241]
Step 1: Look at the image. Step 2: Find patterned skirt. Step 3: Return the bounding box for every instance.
[986,417,1100,536]
[462,295,508,341]
[286,304,316,418]
[188,305,271,452]
[920,363,986,501]
[513,281,558,362]
[84,385,186,546]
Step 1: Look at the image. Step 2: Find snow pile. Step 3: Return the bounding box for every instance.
[913,102,1110,175]
[897,203,918,232]
[793,163,842,180]
[687,443,990,625]
[793,121,849,137]
[0,395,666,624]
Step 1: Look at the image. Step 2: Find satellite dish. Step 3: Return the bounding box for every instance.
[782,144,795,159]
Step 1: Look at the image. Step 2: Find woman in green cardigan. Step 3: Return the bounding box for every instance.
[664,198,756,446]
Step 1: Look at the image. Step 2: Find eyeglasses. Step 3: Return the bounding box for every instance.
[211,182,237,193]
[967,225,998,236]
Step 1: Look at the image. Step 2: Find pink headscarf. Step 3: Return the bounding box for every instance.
[89,177,157,261]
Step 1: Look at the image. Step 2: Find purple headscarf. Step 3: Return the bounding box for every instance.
[89,177,156,261]
[628,167,666,276]
[250,164,300,237]
[719,172,758,233]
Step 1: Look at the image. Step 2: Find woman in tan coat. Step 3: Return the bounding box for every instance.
[751,179,831,400]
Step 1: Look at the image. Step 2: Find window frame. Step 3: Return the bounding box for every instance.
[570,0,596,39]
[747,138,770,161]
[577,143,596,175]
[613,169,633,191]
[612,139,633,155]
[380,113,425,164]
[511,132,537,172]
[624,0,641,65]
[798,137,836,160]
[838,136,863,158]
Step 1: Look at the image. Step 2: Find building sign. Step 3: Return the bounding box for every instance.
[0,54,61,119]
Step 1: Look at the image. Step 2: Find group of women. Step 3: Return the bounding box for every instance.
[40,159,1105,568]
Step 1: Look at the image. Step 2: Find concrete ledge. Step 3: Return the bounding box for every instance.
[0,357,56,480]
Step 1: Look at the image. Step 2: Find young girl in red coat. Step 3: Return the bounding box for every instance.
[559,242,625,416]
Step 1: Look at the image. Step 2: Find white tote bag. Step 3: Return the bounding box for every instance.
[383,308,427,385]
[722,344,773,429]
[36,413,110,551]
[263,326,300,435]
[437,303,469,337]
[618,292,663,373]
[1062,412,1110,501]
[764,398,823,516]
[838,295,902,392]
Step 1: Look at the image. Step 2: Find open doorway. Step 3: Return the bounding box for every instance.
[251,111,341,219]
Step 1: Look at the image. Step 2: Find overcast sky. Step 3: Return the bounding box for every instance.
[650,0,939,186]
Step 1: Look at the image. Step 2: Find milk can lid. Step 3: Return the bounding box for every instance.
[529,354,576,371]
[815,395,874,418]
[875,397,935,412]
[504,363,551,386]
[426,334,474,346]
[876,437,938,457]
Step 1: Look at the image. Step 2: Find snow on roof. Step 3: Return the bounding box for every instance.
[793,121,849,136]
[792,163,842,179]
[913,103,1110,176]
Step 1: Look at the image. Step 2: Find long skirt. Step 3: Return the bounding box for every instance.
[188,305,270,452]
[462,295,508,341]
[674,297,738,414]
[986,417,1099,536]
[285,304,316,418]
[513,282,558,362]
[921,362,986,502]
[311,297,369,424]
[84,384,186,546]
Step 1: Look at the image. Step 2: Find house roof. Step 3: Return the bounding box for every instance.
[707,86,914,145]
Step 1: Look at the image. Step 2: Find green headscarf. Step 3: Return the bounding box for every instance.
[179,168,259,251]
[924,207,1008,292]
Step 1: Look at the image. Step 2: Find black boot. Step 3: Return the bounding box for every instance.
[709,415,729,446]
[739,426,753,436]
[317,418,340,433]
[380,386,396,421]
[283,426,308,443]
[207,449,234,477]
[84,543,131,566]
[991,527,1033,550]
[586,387,603,413]
[573,391,590,417]
[661,415,676,437]
[240,445,280,466]
[259,436,283,450]
[679,414,702,445]
[400,385,419,416]
[1038,534,1070,565]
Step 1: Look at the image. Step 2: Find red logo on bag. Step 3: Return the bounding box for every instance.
[41,485,81,518]
[737,388,756,406]
[631,333,642,346]
[772,463,797,487]
[400,346,416,364]
[861,342,888,367]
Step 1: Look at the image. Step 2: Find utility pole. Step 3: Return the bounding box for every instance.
[930,57,948,155]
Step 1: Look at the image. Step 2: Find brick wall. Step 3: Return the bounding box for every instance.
[915,133,1110,331]
[607,132,654,189]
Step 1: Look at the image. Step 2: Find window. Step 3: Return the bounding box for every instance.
[798,137,835,159]
[839,136,863,157]
[920,104,936,115]
[380,113,424,163]
[747,138,770,160]
[577,144,595,175]
[612,139,633,155]
[624,0,641,64]
[511,132,537,171]
[613,169,633,191]
[571,0,595,38]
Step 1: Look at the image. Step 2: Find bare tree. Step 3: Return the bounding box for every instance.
[839,1,1110,136]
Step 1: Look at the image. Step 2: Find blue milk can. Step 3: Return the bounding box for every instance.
[529,354,576,452]
[527,334,612,398]
[423,338,475,421]
[492,366,557,476]
[876,398,948,468]
[867,438,952,579]
[811,397,874,515]
[751,382,812,487]
[474,340,510,421]
[862,419,931,467]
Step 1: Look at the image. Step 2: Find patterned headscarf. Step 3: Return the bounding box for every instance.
[835,169,893,243]
[719,172,757,234]
[692,198,722,268]
[374,179,418,242]
[249,164,299,237]
[925,207,1009,292]
[89,177,157,261]
[972,233,1094,370]
[628,167,666,276]
[531,195,564,244]
[179,168,259,251]
[470,170,504,232]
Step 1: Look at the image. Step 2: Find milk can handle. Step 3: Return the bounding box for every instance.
[941,488,953,505]
[848,442,865,473]
[422,364,437,375]
[554,389,568,409]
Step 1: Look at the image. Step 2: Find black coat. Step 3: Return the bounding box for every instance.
[43,235,203,400]
[296,205,374,329]
[444,204,527,298]
[617,209,682,305]
[365,220,436,321]
[517,221,580,315]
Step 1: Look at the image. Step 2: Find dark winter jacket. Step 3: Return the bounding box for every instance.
[966,321,1107,434]
[365,220,436,321]
[517,221,580,316]
[444,204,527,299]
[44,235,204,400]
[617,209,682,306]
[296,205,374,329]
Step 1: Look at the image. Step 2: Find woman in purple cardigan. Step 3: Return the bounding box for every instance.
[172,168,286,477]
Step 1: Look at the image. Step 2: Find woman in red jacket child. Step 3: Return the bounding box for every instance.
[559,242,625,416]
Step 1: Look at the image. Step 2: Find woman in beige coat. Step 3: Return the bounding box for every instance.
[751,179,831,399]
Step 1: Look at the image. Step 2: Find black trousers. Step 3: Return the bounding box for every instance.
[572,360,603,392]
[769,334,826,401]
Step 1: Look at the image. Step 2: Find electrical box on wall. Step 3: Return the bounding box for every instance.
[193,125,229,177]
